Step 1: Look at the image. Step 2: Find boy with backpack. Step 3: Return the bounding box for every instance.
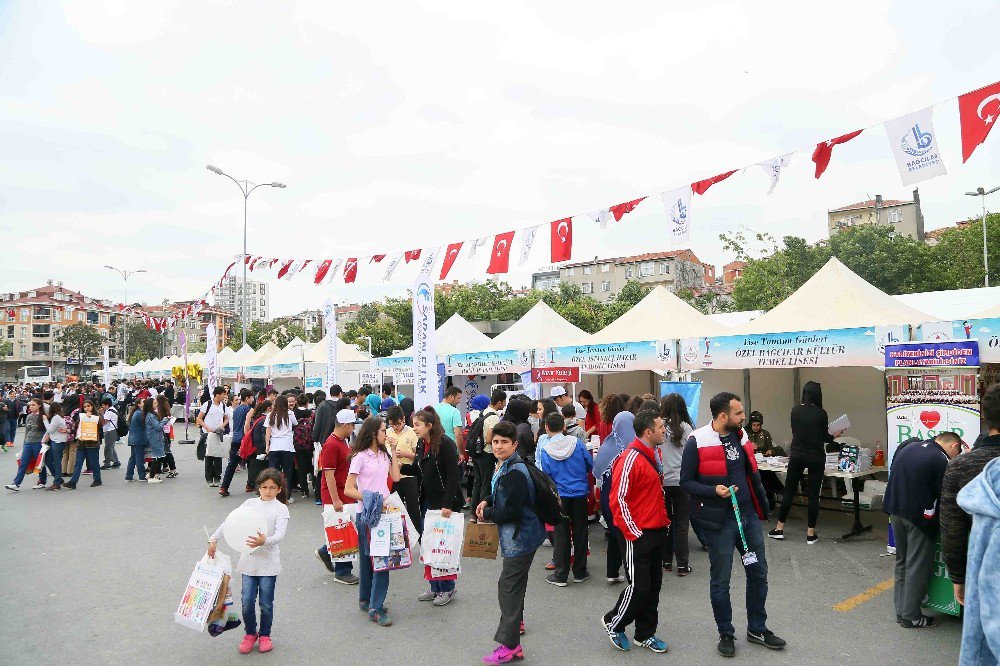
[291,393,315,499]
[99,397,122,469]
[468,390,506,523]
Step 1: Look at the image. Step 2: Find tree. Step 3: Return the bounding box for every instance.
[729,235,829,311]
[933,213,1000,288]
[676,288,735,314]
[121,321,164,364]
[603,280,651,325]
[55,322,103,374]
[827,224,948,294]
[541,283,605,333]
[186,340,207,354]
[0,339,11,358]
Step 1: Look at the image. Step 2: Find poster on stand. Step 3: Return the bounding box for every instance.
[918,317,1000,363]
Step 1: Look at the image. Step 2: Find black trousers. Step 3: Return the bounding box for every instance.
[395,476,423,535]
[553,496,589,581]
[495,550,536,649]
[663,486,690,568]
[603,527,669,641]
[293,449,314,494]
[777,457,824,528]
[470,451,496,514]
[247,455,267,490]
[204,456,222,483]
[600,482,624,578]
[220,442,242,491]
[267,450,295,488]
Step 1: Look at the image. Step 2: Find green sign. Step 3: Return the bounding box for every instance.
[922,539,960,617]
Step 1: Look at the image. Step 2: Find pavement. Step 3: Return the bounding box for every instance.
[0,426,962,665]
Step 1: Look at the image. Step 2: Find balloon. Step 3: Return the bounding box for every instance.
[222,506,267,554]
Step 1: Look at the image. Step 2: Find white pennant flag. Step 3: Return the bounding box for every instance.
[588,208,614,229]
[321,260,342,285]
[518,225,541,266]
[382,253,404,282]
[468,237,488,259]
[884,107,947,186]
[758,153,793,195]
[660,186,692,248]
[418,247,439,277]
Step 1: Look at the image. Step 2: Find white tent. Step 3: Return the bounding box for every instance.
[242,342,280,378]
[305,335,371,364]
[231,344,256,366]
[734,257,937,335]
[708,310,763,328]
[265,337,312,368]
[217,347,237,365]
[590,286,728,343]
[391,313,495,357]
[973,302,1000,318]
[895,286,1000,321]
[485,301,591,350]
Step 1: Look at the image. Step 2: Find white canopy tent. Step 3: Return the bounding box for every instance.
[894,286,1000,321]
[972,302,1000,319]
[303,335,372,390]
[242,342,280,378]
[486,300,591,351]
[590,286,728,343]
[392,313,495,357]
[231,344,256,366]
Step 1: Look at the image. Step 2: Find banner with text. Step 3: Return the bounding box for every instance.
[205,323,218,390]
[885,340,980,368]
[323,298,338,387]
[412,258,439,411]
[680,325,909,370]
[918,317,1000,363]
[531,367,581,383]
[446,349,529,375]
[376,356,414,372]
[535,340,675,372]
[271,362,303,378]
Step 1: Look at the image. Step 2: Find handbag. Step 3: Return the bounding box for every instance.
[196,433,207,461]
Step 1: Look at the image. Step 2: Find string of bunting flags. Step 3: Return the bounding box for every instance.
[184,80,998,295]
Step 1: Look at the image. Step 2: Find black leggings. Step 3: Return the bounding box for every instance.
[777,457,825,529]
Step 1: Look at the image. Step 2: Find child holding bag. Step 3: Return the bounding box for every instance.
[208,468,290,655]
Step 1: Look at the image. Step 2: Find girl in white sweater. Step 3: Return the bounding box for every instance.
[209,468,290,655]
[42,403,69,490]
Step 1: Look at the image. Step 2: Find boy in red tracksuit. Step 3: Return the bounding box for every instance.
[602,409,671,654]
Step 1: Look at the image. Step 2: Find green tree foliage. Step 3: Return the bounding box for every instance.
[933,212,1000,288]
[55,322,104,373]
[122,321,165,364]
[227,320,318,351]
[186,340,207,354]
[0,339,12,357]
[603,280,652,324]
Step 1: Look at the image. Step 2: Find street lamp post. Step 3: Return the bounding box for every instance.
[360,335,373,359]
[105,266,146,365]
[206,164,286,347]
[964,186,1000,287]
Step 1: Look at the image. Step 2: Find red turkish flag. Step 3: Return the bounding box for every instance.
[811,129,863,179]
[344,257,359,284]
[610,197,646,222]
[248,256,262,271]
[439,242,464,281]
[371,255,386,263]
[691,170,738,196]
[487,231,515,274]
[222,259,238,277]
[959,80,1000,163]
[313,259,333,284]
[276,260,295,280]
[550,218,572,263]
[404,249,422,263]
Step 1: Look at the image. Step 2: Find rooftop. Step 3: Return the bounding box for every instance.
[561,249,698,269]
[828,199,913,213]
[2,283,116,310]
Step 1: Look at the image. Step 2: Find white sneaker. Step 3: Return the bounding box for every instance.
[208,482,219,487]
[33,483,45,489]
[287,497,295,504]
[432,590,456,606]
[147,477,163,484]
[5,484,19,491]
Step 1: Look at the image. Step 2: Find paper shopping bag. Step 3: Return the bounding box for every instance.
[18,445,48,475]
[323,507,360,560]
[79,420,99,442]
[462,521,500,560]
[174,553,229,632]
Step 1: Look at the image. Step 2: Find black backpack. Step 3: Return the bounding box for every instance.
[111,407,129,438]
[466,411,489,456]
[518,459,562,526]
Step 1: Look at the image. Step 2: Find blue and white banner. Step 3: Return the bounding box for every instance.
[376,355,413,371]
[919,318,1000,363]
[447,349,528,375]
[412,252,439,410]
[271,362,302,378]
[537,340,675,372]
[220,365,242,378]
[884,107,947,186]
[323,298,338,387]
[243,364,268,379]
[305,376,324,389]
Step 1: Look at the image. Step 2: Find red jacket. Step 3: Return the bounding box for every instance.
[610,440,670,541]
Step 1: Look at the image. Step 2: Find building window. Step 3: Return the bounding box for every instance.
[20,326,27,338]
[601,264,610,273]
[32,342,50,355]
[33,306,51,319]
[640,262,655,277]
[260,285,266,294]
[566,268,575,277]
[625,267,633,279]
[20,308,29,321]
[601,281,611,292]
[6,326,13,339]
[260,299,265,307]
[583,266,592,275]
[32,324,50,336]
[54,310,61,321]
[581,282,593,294]
[77,312,85,322]
[660,263,670,275]
[100,313,109,324]
[888,209,902,223]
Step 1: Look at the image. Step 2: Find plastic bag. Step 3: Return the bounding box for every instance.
[175,553,231,632]
[421,510,465,570]
[323,505,359,562]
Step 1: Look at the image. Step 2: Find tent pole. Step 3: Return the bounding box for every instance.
[743,369,751,415]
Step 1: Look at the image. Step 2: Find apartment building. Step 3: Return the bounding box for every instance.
[215,276,269,323]
[827,189,926,241]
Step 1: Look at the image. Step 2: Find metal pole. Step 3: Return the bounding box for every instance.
[983,194,990,288]
[122,276,128,365]
[243,187,249,347]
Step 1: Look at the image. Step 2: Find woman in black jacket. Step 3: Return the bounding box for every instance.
[502,397,536,463]
[413,407,461,606]
[770,381,843,543]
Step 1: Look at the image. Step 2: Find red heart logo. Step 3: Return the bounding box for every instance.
[919,410,941,430]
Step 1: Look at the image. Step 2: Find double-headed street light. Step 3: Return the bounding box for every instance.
[964,185,1000,287]
[206,164,286,346]
[105,265,146,365]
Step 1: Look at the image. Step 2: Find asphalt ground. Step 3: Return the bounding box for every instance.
[0,426,961,665]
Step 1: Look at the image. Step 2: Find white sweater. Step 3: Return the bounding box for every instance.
[44,415,68,443]
[211,497,290,576]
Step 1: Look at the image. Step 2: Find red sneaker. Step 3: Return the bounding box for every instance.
[238,634,258,654]
[258,636,273,653]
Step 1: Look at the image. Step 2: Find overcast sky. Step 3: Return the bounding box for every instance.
[2,1,999,318]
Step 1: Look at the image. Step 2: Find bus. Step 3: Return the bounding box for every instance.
[16,366,53,384]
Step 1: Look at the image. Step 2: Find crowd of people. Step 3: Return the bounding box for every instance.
[4,375,999,664]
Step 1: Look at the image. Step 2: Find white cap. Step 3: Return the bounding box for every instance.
[336,409,357,425]
[550,386,567,398]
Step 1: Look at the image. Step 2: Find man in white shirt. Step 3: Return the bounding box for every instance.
[196,386,230,487]
[99,397,121,469]
[551,386,585,420]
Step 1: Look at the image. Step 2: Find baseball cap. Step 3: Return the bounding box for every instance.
[336,409,358,425]
[550,386,567,398]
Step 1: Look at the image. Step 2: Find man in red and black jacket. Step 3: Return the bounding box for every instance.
[601,409,670,654]
[681,392,784,658]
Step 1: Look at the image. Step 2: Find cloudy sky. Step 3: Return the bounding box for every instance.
[2,1,998,318]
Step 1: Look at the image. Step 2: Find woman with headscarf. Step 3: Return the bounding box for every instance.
[592,411,635,584]
[770,381,844,544]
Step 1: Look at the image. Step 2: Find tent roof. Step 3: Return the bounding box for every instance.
[305,335,371,363]
[265,338,312,365]
[231,344,256,364]
[391,313,495,357]
[735,257,937,335]
[485,301,591,350]
[590,286,728,343]
[708,310,763,328]
[973,302,1000,318]
[217,347,237,364]
[894,286,1000,320]
[245,341,280,366]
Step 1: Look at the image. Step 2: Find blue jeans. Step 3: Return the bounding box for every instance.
[241,574,276,637]
[357,516,389,612]
[13,441,42,487]
[318,544,355,577]
[701,509,769,636]
[125,445,147,481]
[45,441,66,485]
[220,441,242,491]
[430,579,455,594]
[70,447,101,485]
